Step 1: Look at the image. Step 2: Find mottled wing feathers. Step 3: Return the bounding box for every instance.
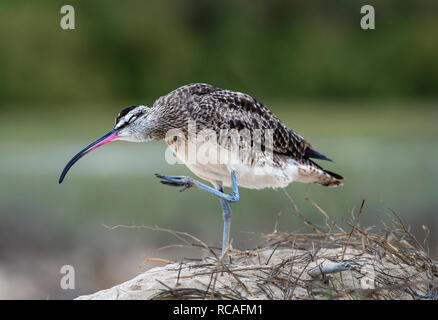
[182,84,327,164]
[304,148,333,162]
[322,169,343,180]
[159,83,343,183]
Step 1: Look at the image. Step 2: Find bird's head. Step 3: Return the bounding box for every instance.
[114,105,152,142]
[59,105,152,184]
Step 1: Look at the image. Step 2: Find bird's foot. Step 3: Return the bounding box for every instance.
[155,173,195,192]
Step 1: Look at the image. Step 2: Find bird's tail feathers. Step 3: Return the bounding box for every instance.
[294,162,343,187]
[319,169,344,187]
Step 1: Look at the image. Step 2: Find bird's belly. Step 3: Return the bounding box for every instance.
[186,160,296,190]
[165,139,297,189]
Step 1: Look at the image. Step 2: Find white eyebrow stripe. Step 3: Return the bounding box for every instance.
[115,118,128,129]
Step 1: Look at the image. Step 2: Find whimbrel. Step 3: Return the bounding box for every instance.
[59,83,343,254]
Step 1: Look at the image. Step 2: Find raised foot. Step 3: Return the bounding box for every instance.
[155,173,195,192]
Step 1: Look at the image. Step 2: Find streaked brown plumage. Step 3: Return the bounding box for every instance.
[127,83,343,188]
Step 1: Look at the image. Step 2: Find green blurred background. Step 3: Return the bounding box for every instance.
[0,0,437,299]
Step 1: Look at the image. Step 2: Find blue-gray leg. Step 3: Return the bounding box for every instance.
[155,171,239,203]
[155,171,239,254]
[217,183,232,255]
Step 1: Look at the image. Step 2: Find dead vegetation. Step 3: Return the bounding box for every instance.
[79,199,438,300]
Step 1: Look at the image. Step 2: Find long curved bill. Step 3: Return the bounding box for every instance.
[59,129,119,184]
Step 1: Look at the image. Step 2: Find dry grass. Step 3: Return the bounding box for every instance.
[94,199,438,300]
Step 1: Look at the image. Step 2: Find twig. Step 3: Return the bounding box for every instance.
[305,195,345,233]
[283,189,323,234]
[341,199,365,262]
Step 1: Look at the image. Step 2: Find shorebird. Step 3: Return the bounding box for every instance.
[59,83,342,254]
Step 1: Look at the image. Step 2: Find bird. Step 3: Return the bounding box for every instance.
[59,83,343,255]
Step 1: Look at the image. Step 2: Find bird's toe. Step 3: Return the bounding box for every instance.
[159,180,185,187]
[155,173,180,180]
[155,174,195,191]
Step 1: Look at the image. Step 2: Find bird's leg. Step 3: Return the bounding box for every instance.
[155,171,239,255]
[155,170,239,203]
[215,182,232,255]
